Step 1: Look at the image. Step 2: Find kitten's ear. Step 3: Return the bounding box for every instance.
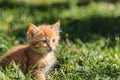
[51,20,60,35]
[27,23,39,38]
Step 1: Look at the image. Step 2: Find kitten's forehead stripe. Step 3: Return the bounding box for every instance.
[38,25,55,38]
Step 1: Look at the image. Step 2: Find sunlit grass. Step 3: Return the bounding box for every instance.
[0,0,120,80]
[0,37,120,80]
[1,1,120,31]
[2,0,68,5]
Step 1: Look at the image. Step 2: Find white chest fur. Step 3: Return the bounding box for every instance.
[44,52,56,73]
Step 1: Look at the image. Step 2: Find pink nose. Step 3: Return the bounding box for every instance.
[47,44,52,51]
[49,46,52,50]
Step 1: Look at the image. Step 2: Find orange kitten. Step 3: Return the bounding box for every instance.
[0,21,60,80]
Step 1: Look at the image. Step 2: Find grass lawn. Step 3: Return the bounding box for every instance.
[0,37,120,80]
[0,0,120,80]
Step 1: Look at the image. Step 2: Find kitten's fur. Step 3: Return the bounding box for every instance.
[0,21,60,80]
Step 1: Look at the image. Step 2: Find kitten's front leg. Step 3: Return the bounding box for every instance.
[33,69,45,80]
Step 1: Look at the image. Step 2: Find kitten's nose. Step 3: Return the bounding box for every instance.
[48,46,53,51]
[47,44,53,51]
[49,47,52,51]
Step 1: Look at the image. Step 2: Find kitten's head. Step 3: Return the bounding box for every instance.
[27,21,60,53]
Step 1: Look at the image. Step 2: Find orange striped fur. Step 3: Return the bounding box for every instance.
[0,21,60,80]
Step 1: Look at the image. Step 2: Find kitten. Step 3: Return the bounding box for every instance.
[0,21,60,80]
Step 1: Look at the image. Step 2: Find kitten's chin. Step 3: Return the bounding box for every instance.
[38,48,54,54]
[47,47,56,52]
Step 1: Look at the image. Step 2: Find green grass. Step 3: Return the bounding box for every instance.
[0,0,120,80]
[1,1,120,40]
[1,1,120,30]
[0,37,120,80]
[49,38,120,80]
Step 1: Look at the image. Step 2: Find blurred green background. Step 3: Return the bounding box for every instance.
[0,0,120,80]
[1,0,120,42]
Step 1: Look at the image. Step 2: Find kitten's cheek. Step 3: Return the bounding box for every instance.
[43,44,47,47]
[52,46,56,50]
[55,43,58,46]
[53,47,56,50]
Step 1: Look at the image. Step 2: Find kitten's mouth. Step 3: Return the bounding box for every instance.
[47,49,53,52]
[37,47,55,53]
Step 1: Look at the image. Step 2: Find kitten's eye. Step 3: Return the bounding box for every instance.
[52,39,56,43]
[42,40,48,43]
